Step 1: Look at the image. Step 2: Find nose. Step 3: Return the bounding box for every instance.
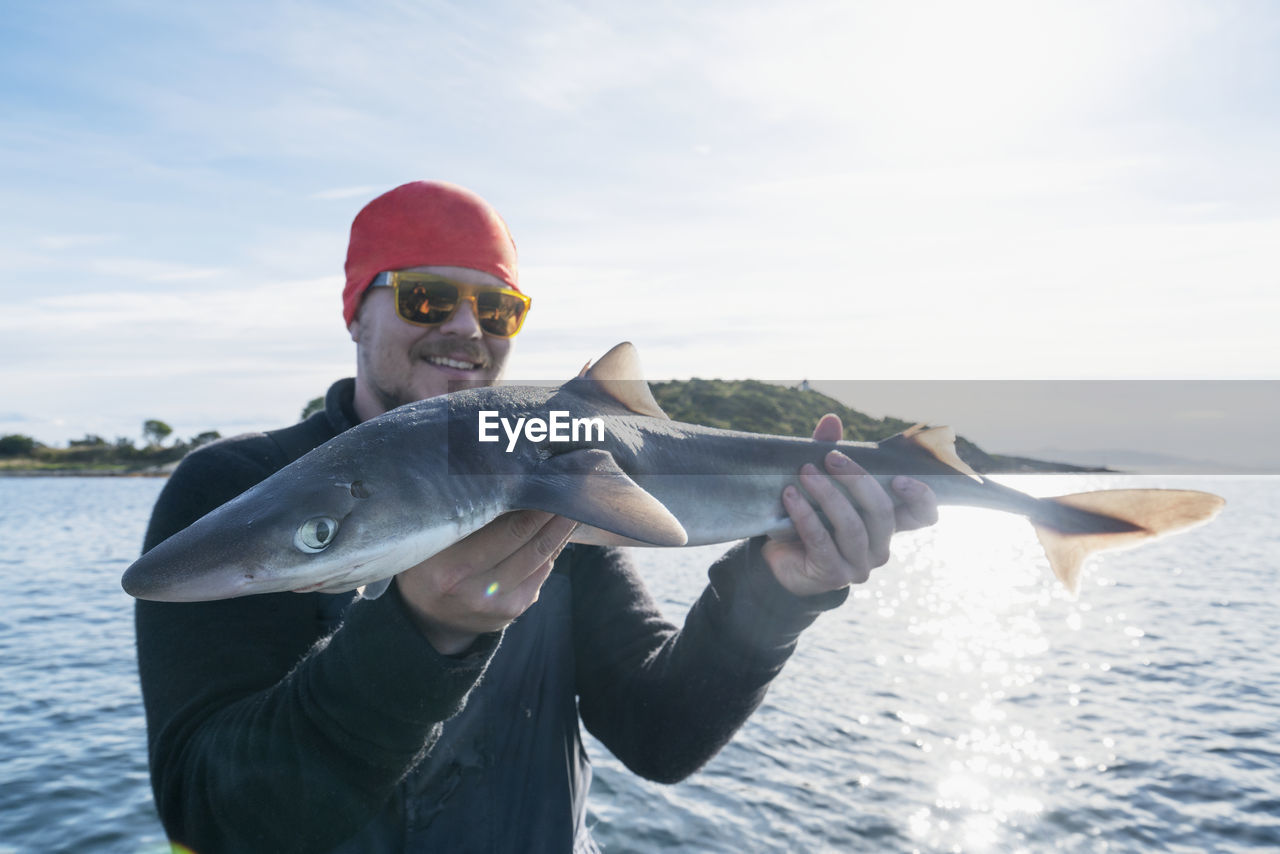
[437,296,484,338]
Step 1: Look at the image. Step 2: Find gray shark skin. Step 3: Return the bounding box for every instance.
[122,343,1225,602]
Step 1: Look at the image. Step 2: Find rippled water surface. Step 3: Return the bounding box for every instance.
[1,475,1277,852]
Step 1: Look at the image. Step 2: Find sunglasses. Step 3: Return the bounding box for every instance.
[370,271,531,338]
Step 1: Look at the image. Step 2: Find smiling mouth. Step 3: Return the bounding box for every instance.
[424,354,485,371]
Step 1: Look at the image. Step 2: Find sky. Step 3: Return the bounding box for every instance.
[2,0,1278,466]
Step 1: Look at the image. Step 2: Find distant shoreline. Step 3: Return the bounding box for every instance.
[0,468,173,478]
[0,459,1106,478]
[3,380,1114,477]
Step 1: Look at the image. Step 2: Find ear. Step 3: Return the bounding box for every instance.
[348,315,362,344]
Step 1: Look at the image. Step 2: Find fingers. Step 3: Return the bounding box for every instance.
[504,549,559,611]
[431,511,572,593]
[767,452,925,597]
[482,513,577,603]
[499,511,578,577]
[780,480,867,587]
[809,414,896,565]
[766,412,940,598]
[456,510,560,574]
[395,512,577,653]
[810,413,843,442]
[891,475,940,531]
[815,453,896,567]
[786,455,889,580]
[788,467,866,582]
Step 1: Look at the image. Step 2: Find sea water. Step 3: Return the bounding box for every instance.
[1,475,1276,852]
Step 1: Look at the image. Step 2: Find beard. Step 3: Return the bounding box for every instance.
[366,339,502,413]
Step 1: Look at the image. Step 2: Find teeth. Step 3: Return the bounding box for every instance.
[427,355,481,370]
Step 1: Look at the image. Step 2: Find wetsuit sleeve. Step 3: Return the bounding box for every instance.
[135,444,499,853]
[571,539,846,783]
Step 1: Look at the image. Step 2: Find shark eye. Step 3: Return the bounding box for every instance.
[295,517,339,553]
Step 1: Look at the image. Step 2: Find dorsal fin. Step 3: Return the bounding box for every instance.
[900,424,980,478]
[574,342,669,419]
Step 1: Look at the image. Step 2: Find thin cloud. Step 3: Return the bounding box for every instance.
[0,275,343,336]
[309,186,383,201]
[87,258,225,282]
[38,233,119,250]
[2,0,1278,448]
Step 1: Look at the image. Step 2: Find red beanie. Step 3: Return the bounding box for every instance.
[342,181,519,326]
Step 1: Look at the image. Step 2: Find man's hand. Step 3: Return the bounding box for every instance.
[394,511,578,654]
[763,414,938,597]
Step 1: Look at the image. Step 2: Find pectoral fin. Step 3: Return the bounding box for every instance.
[518,448,688,546]
[569,526,663,547]
[358,578,393,600]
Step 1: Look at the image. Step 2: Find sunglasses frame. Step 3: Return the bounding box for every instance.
[369,271,531,338]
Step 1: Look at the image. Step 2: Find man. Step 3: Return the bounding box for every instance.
[135,181,938,852]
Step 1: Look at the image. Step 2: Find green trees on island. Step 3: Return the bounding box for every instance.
[649,379,913,441]
[143,419,174,447]
[301,397,324,421]
[0,434,40,457]
[0,420,223,472]
[4,382,903,472]
[0,382,1088,474]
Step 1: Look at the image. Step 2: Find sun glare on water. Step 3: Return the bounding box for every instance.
[612,473,1247,850]
[873,497,1081,851]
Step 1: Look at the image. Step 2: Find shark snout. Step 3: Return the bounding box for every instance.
[122,541,263,602]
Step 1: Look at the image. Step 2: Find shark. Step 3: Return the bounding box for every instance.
[122,343,1225,602]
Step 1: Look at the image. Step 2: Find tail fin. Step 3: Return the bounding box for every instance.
[1032,489,1225,594]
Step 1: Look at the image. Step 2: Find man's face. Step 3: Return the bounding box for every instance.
[349,265,514,419]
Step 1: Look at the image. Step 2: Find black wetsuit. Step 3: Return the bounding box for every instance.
[135,379,847,853]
